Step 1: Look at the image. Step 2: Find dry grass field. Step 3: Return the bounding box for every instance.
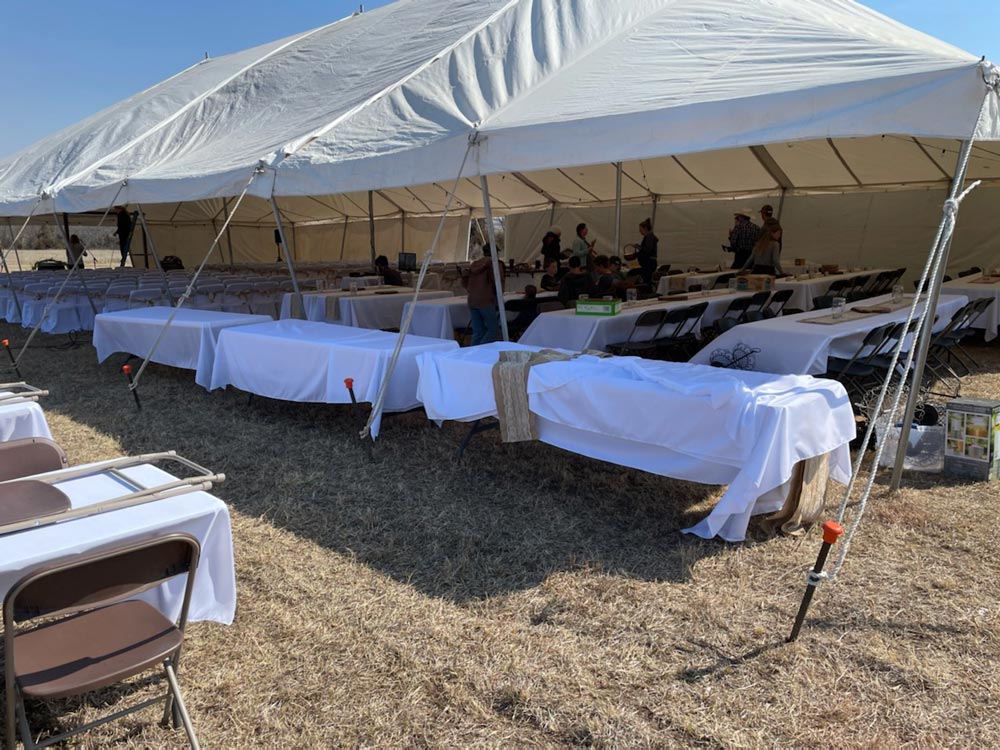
[2,322,999,749]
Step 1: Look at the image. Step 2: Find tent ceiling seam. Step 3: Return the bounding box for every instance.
[555,168,601,201]
[670,156,716,194]
[910,138,954,180]
[827,138,864,186]
[375,190,405,214]
[511,171,559,205]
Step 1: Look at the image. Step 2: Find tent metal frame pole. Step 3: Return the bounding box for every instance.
[339,216,349,260]
[0,245,21,322]
[136,206,174,306]
[479,175,509,342]
[6,220,23,271]
[613,162,623,257]
[221,198,236,268]
[270,199,305,316]
[400,210,406,253]
[368,190,376,267]
[54,211,97,318]
[890,137,976,489]
[650,195,659,233]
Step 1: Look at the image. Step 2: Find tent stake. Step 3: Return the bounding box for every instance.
[787,521,843,642]
[2,339,21,379]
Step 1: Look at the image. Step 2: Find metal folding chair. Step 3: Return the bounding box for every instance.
[4,534,203,748]
[606,308,670,356]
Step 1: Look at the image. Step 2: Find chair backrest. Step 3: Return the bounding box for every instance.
[655,265,671,274]
[624,308,668,343]
[812,295,834,310]
[746,291,770,311]
[537,301,565,313]
[253,281,279,291]
[0,438,68,481]
[224,282,253,294]
[655,305,694,339]
[827,279,851,294]
[721,296,753,317]
[679,301,709,336]
[958,267,982,277]
[766,289,794,314]
[5,533,200,626]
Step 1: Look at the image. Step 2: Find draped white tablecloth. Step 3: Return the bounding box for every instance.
[339,275,382,290]
[689,293,968,375]
[656,270,733,295]
[93,307,272,388]
[402,292,557,340]
[0,463,236,625]
[210,320,458,437]
[943,274,1000,341]
[0,398,52,442]
[417,343,854,541]
[774,269,890,311]
[279,287,417,322]
[518,291,751,352]
[338,290,453,330]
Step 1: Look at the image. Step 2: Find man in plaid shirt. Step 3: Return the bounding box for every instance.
[727,209,761,269]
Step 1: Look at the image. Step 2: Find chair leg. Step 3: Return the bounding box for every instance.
[17,696,35,750]
[163,661,200,750]
[6,678,17,750]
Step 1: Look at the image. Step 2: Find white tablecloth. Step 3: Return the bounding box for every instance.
[943,274,1000,341]
[0,463,235,624]
[416,343,854,542]
[338,290,453,330]
[210,320,459,437]
[402,292,557,340]
[518,291,751,352]
[774,269,890,311]
[690,293,969,375]
[0,399,52,442]
[339,275,382,289]
[94,307,272,388]
[656,270,733,295]
[279,287,417,323]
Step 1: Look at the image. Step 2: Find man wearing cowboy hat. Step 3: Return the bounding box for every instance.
[727,207,760,269]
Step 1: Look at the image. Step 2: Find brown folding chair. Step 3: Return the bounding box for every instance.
[4,533,202,749]
[0,438,68,482]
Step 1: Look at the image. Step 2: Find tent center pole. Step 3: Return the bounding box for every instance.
[480,175,508,342]
[613,162,622,257]
[890,138,977,490]
[270,199,305,317]
[368,190,376,267]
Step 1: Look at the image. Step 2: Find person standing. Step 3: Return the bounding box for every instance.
[624,218,658,285]
[569,223,596,270]
[463,243,505,345]
[760,204,782,247]
[539,228,562,269]
[114,206,133,267]
[727,209,761,270]
[66,234,87,267]
[740,219,784,276]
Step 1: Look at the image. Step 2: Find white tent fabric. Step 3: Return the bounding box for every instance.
[0,0,998,265]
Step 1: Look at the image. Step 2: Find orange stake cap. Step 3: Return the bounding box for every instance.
[822,521,844,545]
[121,364,133,375]
[1,339,8,346]
[344,378,354,389]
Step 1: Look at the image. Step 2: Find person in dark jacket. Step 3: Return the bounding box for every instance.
[624,218,658,285]
[114,206,133,267]
[375,255,404,286]
[539,227,562,269]
[557,255,591,305]
[463,244,505,345]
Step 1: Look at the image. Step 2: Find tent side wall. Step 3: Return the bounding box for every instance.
[504,187,1000,280]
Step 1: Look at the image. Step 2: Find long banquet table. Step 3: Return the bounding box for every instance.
[416,342,854,542]
[402,291,558,340]
[279,286,419,323]
[518,291,752,352]
[0,397,52,442]
[942,273,1000,341]
[94,307,273,388]
[689,293,968,375]
[773,268,891,311]
[0,462,236,624]
[210,320,458,437]
[338,289,454,329]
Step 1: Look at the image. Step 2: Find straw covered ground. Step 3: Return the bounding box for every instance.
[2,323,999,749]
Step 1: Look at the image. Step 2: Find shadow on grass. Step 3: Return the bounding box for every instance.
[13,326,739,602]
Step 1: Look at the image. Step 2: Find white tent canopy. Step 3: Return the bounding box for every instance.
[1,0,998,265]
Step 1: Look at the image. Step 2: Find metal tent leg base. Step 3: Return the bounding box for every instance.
[456,418,499,461]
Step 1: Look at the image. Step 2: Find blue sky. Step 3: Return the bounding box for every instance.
[1,1,997,158]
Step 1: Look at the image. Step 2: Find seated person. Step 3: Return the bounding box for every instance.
[375,255,405,286]
[539,258,564,292]
[506,285,540,332]
[558,256,592,305]
[609,256,627,282]
[591,255,619,296]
